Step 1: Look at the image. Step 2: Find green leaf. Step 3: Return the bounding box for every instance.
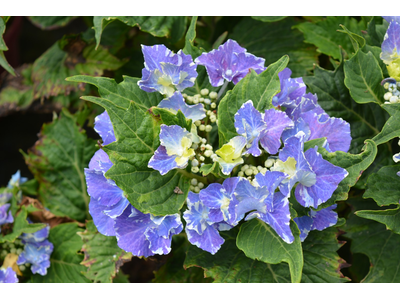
[0,17,15,76]
[78,221,131,283]
[153,235,212,283]
[364,165,400,206]
[217,56,289,146]
[356,208,400,235]
[27,16,76,30]
[0,206,46,243]
[236,219,303,283]
[183,16,203,58]
[230,17,318,77]
[251,16,287,22]
[372,104,400,146]
[344,49,384,104]
[304,137,327,152]
[22,109,97,221]
[294,16,366,60]
[343,197,400,282]
[365,17,388,47]
[32,223,90,283]
[150,107,192,132]
[303,61,388,154]
[93,16,187,49]
[67,75,193,216]
[316,140,377,209]
[31,35,126,99]
[184,228,291,283]
[337,24,365,54]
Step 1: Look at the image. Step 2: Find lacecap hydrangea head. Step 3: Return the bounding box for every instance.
[138,44,198,97]
[195,39,266,87]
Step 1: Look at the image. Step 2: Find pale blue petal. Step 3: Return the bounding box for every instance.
[158,91,206,121]
[381,21,400,64]
[148,145,179,175]
[94,111,116,146]
[294,215,313,242]
[272,68,306,107]
[185,224,225,255]
[0,267,18,283]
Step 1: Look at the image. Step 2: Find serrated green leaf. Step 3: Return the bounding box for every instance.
[364,165,400,206]
[153,235,212,283]
[343,197,400,282]
[236,219,303,283]
[344,50,384,104]
[32,223,90,283]
[303,61,388,154]
[338,24,365,54]
[22,109,97,221]
[183,16,203,59]
[365,17,388,47]
[184,228,291,283]
[316,140,377,209]
[94,16,187,49]
[31,35,126,99]
[67,75,194,216]
[294,16,365,60]
[373,104,400,146]
[230,17,317,77]
[356,208,400,235]
[78,221,130,283]
[28,16,76,30]
[0,206,46,243]
[217,56,289,146]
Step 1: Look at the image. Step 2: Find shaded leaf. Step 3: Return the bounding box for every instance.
[0,17,15,76]
[31,223,90,283]
[22,109,97,221]
[356,208,400,235]
[27,16,76,30]
[373,104,400,146]
[217,56,289,146]
[78,221,131,283]
[251,16,287,22]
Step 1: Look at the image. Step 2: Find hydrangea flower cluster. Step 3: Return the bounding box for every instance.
[84,111,183,257]
[381,17,400,104]
[17,223,53,276]
[87,39,351,256]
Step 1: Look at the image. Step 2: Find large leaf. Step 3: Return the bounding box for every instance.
[303,61,388,155]
[184,228,291,283]
[294,16,366,60]
[31,35,126,99]
[183,16,204,59]
[373,104,400,146]
[217,56,289,146]
[344,49,384,104]
[343,197,400,282]
[0,206,46,243]
[364,165,400,206]
[31,223,90,283]
[67,75,194,216]
[22,109,97,221]
[78,221,131,283]
[93,16,187,49]
[316,140,377,210]
[0,17,15,76]
[236,219,303,283]
[153,235,212,283]
[356,208,400,235]
[27,16,76,30]
[230,17,318,77]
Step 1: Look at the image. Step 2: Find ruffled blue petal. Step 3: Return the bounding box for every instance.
[383,16,400,23]
[185,224,225,255]
[158,92,206,122]
[20,223,49,244]
[88,149,113,173]
[310,204,338,231]
[94,111,116,146]
[0,267,18,283]
[381,21,400,64]
[234,178,271,217]
[89,199,116,236]
[183,192,212,235]
[17,240,53,276]
[0,203,13,229]
[7,170,28,188]
[294,215,313,242]
[148,145,179,175]
[272,68,306,107]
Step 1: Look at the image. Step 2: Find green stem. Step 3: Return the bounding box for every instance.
[178,169,208,184]
[217,80,229,100]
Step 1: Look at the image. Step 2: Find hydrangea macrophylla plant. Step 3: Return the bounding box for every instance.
[195,39,266,87]
[0,267,18,283]
[85,111,183,257]
[137,44,198,97]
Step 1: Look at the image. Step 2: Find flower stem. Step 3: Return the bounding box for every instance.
[217,80,229,100]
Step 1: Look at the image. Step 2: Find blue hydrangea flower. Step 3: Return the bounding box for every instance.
[272,68,306,107]
[114,204,183,257]
[195,39,266,87]
[94,111,116,146]
[272,133,348,208]
[215,136,247,175]
[0,204,13,232]
[19,223,50,244]
[294,205,338,241]
[0,267,18,283]
[199,177,240,226]
[381,21,400,65]
[17,240,53,276]
[234,100,293,156]
[148,124,195,175]
[383,16,400,23]
[234,172,293,243]
[138,44,198,97]
[7,170,27,189]
[183,192,232,254]
[158,91,206,122]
